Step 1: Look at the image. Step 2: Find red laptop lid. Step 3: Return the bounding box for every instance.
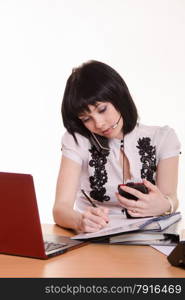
[0,172,47,259]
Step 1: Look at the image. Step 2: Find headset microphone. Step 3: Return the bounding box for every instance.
[112,115,122,129]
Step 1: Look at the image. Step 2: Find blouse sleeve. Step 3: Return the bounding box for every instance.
[157,126,181,161]
[61,131,88,165]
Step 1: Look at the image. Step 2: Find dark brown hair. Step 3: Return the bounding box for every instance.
[61,60,138,142]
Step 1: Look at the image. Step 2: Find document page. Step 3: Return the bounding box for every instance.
[71,214,155,240]
[151,245,175,256]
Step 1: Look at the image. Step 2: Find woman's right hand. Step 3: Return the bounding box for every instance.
[80,206,109,233]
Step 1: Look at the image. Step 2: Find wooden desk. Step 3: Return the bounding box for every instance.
[0,224,185,278]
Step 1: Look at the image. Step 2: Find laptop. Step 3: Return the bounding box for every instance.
[0,172,85,259]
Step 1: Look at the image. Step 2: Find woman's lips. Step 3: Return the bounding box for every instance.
[102,127,113,135]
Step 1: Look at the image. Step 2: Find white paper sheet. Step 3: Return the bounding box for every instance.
[150,245,175,256]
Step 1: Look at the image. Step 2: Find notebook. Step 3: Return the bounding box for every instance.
[0,172,85,259]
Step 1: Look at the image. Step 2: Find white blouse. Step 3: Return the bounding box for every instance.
[61,123,181,215]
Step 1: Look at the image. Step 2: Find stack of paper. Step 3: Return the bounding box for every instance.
[71,212,182,246]
[109,230,178,245]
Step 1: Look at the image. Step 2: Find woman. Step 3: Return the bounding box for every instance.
[53,60,181,233]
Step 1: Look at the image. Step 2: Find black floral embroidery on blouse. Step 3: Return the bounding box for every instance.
[88,146,110,202]
[136,137,157,184]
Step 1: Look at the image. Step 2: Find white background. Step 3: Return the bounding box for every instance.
[0,0,184,223]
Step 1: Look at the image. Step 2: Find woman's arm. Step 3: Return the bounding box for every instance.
[53,155,109,232]
[53,155,83,231]
[156,156,179,211]
[116,156,180,217]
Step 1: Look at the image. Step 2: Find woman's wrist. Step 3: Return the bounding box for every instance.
[162,195,174,215]
[74,212,84,232]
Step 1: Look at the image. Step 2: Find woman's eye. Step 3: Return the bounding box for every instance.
[81,117,90,123]
[99,106,107,113]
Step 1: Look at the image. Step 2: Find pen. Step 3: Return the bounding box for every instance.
[81,189,109,224]
[81,189,97,208]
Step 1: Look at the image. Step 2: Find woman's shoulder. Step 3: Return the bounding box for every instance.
[136,124,181,152]
[62,131,90,148]
[61,131,90,164]
[137,123,177,138]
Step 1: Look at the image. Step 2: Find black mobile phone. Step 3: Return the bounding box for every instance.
[118,182,149,218]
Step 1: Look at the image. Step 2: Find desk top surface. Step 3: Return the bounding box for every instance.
[0,224,185,278]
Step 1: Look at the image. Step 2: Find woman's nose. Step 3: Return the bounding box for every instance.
[94,117,105,129]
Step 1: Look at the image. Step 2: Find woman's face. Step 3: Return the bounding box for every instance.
[78,102,123,139]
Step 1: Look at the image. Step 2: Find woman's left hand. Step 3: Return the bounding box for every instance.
[116,179,171,217]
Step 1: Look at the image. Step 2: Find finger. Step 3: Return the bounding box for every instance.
[143,179,157,192]
[85,209,108,227]
[126,209,142,217]
[98,206,109,223]
[83,224,101,233]
[127,209,153,218]
[118,198,142,210]
[116,192,136,209]
[116,192,145,211]
[82,215,103,231]
[92,207,109,223]
[100,206,109,215]
[84,226,98,233]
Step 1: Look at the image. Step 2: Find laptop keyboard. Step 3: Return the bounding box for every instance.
[44,241,67,252]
